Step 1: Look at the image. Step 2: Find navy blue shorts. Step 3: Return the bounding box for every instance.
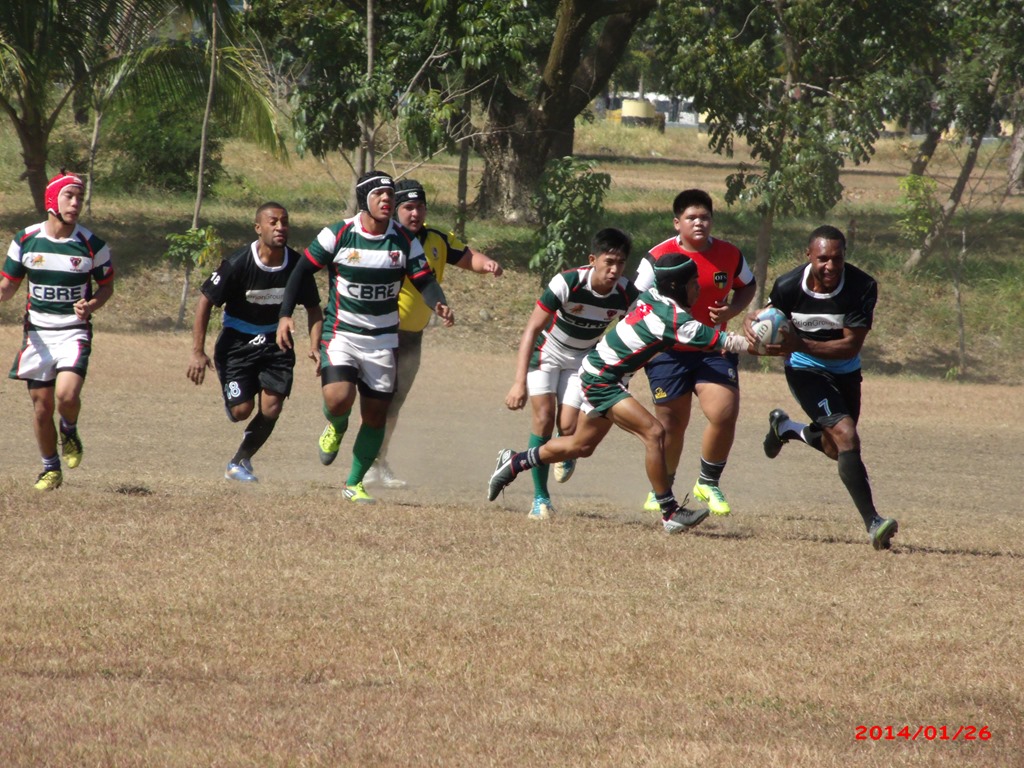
[645,349,739,405]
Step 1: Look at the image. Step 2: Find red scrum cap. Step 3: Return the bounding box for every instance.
[45,171,85,215]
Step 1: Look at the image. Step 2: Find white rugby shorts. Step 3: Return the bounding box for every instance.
[526,343,587,408]
[322,335,396,394]
[11,327,91,382]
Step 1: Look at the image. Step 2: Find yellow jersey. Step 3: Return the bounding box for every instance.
[397,226,468,332]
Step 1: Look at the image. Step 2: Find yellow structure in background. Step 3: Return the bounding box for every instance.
[611,98,665,132]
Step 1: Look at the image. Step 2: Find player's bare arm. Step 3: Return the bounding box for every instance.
[0,275,22,302]
[276,316,296,352]
[433,302,455,327]
[305,303,324,367]
[74,282,114,322]
[708,281,756,325]
[505,304,550,411]
[187,293,215,385]
[783,325,868,360]
[457,248,503,277]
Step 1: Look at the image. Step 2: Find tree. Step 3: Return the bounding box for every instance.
[651,0,933,304]
[0,0,282,215]
[245,0,463,210]
[901,1,1024,270]
[430,0,657,221]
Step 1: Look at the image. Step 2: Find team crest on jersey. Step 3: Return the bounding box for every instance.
[389,250,401,266]
[568,304,584,314]
[69,257,83,270]
[625,302,652,325]
[29,254,46,267]
[606,310,618,318]
[653,386,668,400]
[347,250,361,264]
[713,270,728,289]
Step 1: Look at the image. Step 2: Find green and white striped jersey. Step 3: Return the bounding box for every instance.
[535,266,639,354]
[3,222,114,330]
[581,288,729,384]
[305,216,431,350]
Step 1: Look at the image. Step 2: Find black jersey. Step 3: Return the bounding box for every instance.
[201,243,320,335]
[768,262,877,373]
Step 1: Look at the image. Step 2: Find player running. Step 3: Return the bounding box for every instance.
[1,171,114,490]
[187,202,323,482]
[488,253,752,534]
[503,227,638,520]
[277,171,454,504]
[363,178,502,489]
[634,189,755,517]
[745,225,898,550]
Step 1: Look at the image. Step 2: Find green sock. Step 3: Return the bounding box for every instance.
[529,433,550,499]
[323,402,350,437]
[347,424,385,485]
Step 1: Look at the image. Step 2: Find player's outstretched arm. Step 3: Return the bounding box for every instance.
[457,247,503,277]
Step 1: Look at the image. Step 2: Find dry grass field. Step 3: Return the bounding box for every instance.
[1,325,1022,767]
[1,118,1023,765]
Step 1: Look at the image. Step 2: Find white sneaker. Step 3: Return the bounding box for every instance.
[363,463,381,486]
[364,459,407,489]
[378,460,407,489]
[552,459,576,483]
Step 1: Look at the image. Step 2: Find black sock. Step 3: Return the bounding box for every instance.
[232,413,277,464]
[698,458,725,486]
[837,450,877,530]
[511,446,541,475]
[655,491,677,518]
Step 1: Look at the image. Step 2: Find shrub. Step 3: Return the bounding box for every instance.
[531,157,611,284]
[107,98,226,194]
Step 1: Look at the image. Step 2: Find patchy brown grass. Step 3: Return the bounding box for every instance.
[1,330,1022,766]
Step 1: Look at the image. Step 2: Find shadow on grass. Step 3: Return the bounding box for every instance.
[792,532,1023,559]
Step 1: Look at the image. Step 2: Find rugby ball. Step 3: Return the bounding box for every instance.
[751,307,791,354]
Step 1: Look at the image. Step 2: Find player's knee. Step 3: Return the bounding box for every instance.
[829,420,859,452]
[643,419,666,447]
[229,402,254,422]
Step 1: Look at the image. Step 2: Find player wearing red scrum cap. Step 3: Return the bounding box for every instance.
[0,171,114,490]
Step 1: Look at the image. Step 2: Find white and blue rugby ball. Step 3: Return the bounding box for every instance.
[751,307,791,354]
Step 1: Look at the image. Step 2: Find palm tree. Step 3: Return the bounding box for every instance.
[0,0,282,215]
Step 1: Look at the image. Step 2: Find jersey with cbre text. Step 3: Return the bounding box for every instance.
[3,222,114,330]
[305,217,432,350]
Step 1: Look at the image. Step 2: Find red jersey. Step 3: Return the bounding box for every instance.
[636,236,754,329]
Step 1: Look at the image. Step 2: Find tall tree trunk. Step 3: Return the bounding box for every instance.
[179,1,219,329]
[903,129,984,272]
[86,107,104,217]
[909,126,943,176]
[476,110,551,222]
[475,0,655,222]
[1005,88,1024,195]
[17,128,49,216]
[455,96,472,241]
[359,0,376,171]
[753,207,775,310]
